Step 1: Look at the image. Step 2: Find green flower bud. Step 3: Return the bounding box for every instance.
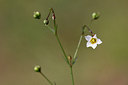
[34,65,41,72]
[33,11,41,19]
[92,12,100,20]
[43,19,49,25]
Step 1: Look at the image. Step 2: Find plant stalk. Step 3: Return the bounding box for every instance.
[55,34,69,64]
[70,66,75,85]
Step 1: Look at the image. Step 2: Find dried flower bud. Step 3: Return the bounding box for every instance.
[68,56,72,61]
[92,12,100,20]
[34,65,41,72]
[43,19,49,25]
[33,11,41,19]
[52,15,56,20]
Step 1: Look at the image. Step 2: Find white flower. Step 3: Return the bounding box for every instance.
[85,34,102,49]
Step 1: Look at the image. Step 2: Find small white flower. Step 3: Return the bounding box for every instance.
[85,34,102,49]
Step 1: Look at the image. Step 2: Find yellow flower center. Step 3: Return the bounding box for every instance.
[90,38,97,44]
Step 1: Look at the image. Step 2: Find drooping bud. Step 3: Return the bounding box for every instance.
[33,11,41,19]
[52,15,56,20]
[43,19,49,25]
[34,65,41,72]
[92,12,100,20]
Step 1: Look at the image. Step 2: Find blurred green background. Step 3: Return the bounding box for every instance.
[0,0,128,85]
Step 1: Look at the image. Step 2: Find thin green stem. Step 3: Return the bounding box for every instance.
[45,25,55,34]
[49,8,74,85]
[55,34,69,64]
[53,20,57,35]
[85,25,94,36]
[89,19,94,27]
[70,67,75,85]
[40,72,54,85]
[50,9,69,64]
[73,35,83,63]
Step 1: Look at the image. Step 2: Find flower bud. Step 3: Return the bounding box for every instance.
[92,12,100,20]
[52,15,56,20]
[43,19,49,25]
[34,65,41,72]
[68,56,72,61]
[33,11,41,19]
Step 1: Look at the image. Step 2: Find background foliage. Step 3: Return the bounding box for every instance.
[0,0,128,85]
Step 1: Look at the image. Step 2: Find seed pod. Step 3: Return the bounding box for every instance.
[34,65,41,72]
[43,19,49,25]
[92,12,100,20]
[33,11,41,19]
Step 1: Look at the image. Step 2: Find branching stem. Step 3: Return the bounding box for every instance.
[73,35,83,64]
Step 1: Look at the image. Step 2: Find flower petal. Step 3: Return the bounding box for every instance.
[93,34,97,38]
[91,44,97,49]
[85,35,92,41]
[97,39,102,44]
[86,42,92,47]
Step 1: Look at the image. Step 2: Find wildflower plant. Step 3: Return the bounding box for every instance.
[33,8,102,85]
